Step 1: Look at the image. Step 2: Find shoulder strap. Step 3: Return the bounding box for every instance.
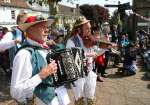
[16,45,42,55]
[71,35,82,47]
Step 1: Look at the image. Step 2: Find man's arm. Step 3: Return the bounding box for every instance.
[0,32,20,52]
[10,49,42,102]
[11,49,57,102]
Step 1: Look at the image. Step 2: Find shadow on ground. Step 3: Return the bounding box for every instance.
[147,84,150,89]
[106,72,124,79]
[141,73,150,81]
[0,68,11,102]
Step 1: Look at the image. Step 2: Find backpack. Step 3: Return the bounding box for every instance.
[71,35,82,47]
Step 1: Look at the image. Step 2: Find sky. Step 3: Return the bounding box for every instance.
[60,0,133,15]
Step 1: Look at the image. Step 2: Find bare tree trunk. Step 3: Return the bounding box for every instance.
[48,0,58,16]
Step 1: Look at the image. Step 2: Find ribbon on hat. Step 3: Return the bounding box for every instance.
[25,15,45,23]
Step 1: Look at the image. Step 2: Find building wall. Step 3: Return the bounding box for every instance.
[0,1,79,30]
[133,0,150,31]
[0,6,49,29]
[0,6,31,28]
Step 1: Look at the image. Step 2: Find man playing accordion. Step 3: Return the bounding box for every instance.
[10,15,70,105]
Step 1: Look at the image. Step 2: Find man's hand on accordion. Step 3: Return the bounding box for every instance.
[38,60,58,80]
[85,51,97,58]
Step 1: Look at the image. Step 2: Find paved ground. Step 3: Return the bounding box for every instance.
[0,57,150,105]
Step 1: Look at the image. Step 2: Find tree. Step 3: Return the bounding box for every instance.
[26,0,78,30]
[79,4,109,27]
[26,0,78,16]
[109,10,118,25]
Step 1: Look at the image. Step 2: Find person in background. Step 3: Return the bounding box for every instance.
[0,10,27,70]
[91,26,105,82]
[0,27,3,40]
[46,16,57,47]
[110,24,118,43]
[123,42,137,75]
[0,10,27,51]
[2,27,9,36]
[137,30,146,50]
[120,34,129,47]
[120,33,129,58]
[0,27,10,74]
[103,22,111,42]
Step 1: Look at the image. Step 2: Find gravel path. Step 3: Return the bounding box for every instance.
[0,58,150,105]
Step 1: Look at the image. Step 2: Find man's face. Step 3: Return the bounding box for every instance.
[113,25,117,31]
[81,22,91,40]
[93,30,100,41]
[20,13,27,24]
[122,35,126,39]
[27,21,49,42]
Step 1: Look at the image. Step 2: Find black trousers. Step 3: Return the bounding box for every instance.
[93,61,106,77]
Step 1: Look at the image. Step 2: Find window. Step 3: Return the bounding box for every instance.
[70,8,75,13]
[4,0,10,3]
[11,10,15,19]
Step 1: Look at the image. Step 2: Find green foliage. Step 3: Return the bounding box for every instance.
[79,4,109,27]
[27,0,78,5]
[109,10,118,26]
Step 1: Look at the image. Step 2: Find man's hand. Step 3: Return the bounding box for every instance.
[85,52,97,58]
[46,40,56,46]
[15,39,21,44]
[39,60,57,80]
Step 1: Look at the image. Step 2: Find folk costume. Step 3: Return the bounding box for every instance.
[10,15,70,105]
[66,17,97,105]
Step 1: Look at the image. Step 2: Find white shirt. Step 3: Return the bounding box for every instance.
[11,38,70,105]
[66,34,84,48]
[66,34,94,71]
[10,39,44,102]
[66,34,97,99]
[0,32,16,52]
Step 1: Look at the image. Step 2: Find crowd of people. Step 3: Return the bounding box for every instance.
[0,10,139,105]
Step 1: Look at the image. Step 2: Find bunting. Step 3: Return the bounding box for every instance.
[131,11,150,21]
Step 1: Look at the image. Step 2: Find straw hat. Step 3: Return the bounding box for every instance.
[74,16,90,27]
[19,15,54,31]
[103,22,109,25]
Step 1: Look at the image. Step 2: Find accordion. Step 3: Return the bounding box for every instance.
[46,48,85,87]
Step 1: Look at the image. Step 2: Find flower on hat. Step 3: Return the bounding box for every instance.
[19,15,54,31]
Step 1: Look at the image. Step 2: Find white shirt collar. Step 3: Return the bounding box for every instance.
[26,38,43,47]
